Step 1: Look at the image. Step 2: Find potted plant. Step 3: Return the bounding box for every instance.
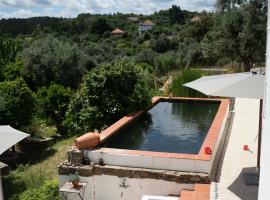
[69,172,80,188]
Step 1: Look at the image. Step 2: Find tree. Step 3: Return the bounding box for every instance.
[202,0,266,71]
[0,38,21,81]
[178,38,203,69]
[65,61,151,134]
[216,0,244,11]
[168,5,184,24]
[36,84,73,134]
[20,35,86,89]
[0,78,35,128]
[152,35,171,53]
[239,0,267,71]
[135,49,157,67]
[91,18,111,36]
[2,59,24,81]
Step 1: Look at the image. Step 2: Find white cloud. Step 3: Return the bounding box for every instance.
[0,0,50,7]
[0,0,216,19]
[0,9,38,18]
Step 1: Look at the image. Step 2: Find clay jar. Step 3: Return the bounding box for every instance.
[75,132,100,150]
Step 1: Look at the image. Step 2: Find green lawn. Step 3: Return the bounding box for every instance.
[3,137,75,200]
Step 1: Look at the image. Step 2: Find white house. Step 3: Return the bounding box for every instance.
[138,19,155,32]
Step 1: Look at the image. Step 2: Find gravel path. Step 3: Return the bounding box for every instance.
[212,98,260,200]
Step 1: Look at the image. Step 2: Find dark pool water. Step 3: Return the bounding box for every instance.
[102,101,219,154]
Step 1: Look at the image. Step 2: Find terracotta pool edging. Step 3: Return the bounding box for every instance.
[97,96,230,162]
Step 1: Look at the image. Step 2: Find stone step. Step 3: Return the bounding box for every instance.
[180,184,210,200]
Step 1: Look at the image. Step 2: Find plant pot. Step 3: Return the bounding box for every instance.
[75,132,100,150]
[72,180,80,188]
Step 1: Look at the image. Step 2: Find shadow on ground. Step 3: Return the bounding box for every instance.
[228,167,258,200]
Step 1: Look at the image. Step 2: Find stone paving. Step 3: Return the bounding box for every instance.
[212,98,260,200]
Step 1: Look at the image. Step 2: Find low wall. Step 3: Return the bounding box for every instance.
[86,149,210,173]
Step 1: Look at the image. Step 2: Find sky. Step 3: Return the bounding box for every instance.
[0,0,216,19]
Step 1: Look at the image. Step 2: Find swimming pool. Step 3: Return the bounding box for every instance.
[102,100,219,154]
[85,96,230,174]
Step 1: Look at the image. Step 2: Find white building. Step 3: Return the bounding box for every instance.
[138,19,155,32]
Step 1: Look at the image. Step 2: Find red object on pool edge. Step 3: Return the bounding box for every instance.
[243,145,249,151]
[205,147,212,155]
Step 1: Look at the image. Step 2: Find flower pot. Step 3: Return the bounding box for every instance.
[75,132,100,150]
[72,180,80,188]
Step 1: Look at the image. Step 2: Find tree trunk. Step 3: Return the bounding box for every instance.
[244,61,253,72]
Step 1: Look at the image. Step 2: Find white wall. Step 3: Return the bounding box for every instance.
[59,175,193,200]
[258,1,270,199]
[86,150,210,173]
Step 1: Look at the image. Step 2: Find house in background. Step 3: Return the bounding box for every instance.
[111,28,124,36]
[191,16,201,23]
[128,17,138,22]
[138,19,155,32]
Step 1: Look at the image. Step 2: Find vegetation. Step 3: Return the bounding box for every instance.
[0,78,34,128]
[170,69,206,97]
[3,137,75,200]
[0,2,267,199]
[65,61,151,134]
[36,84,73,134]
[19,179,60,200]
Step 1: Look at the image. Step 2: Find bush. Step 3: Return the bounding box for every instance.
[0,78,35,128]
[20,35,86,89]
[36,84,73,134]
[155,52,178,76]
[169,69,206,97]
[65,61,151,134]
[19,179,60,200]
[2,60,24,81]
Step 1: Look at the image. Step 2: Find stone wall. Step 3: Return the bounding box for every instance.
[58,162,210,184]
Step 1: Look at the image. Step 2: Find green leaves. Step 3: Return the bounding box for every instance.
[36,84,73,134]
[0,78,34,128]
[65,61,151,134]
[20,36,86,89]
[19,179,60,200]
[202,0,266,71]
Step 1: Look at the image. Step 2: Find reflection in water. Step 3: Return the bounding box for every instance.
[103,101,219,154]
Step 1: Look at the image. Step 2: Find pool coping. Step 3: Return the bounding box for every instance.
[98,96,230,162]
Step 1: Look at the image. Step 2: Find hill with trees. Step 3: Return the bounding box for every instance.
[0,1,267,136]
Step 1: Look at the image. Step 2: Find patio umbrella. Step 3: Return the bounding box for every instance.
[183,70,265,179]
[183,71,265,99]
[0,125,30,155]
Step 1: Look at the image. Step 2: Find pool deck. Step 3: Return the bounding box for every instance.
[211,98,259,200]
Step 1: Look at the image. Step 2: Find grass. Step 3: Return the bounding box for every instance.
[169,69,207,97]
[3,136,76,200]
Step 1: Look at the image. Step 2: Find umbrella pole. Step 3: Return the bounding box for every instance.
[257,99,263,174]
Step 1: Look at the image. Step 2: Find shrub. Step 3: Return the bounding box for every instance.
[19,179,60,200]
[36,84,73,134]
[65,61,151,134]
[0,78,35,128]
[2,60,24,81]
[169,69,206,97]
